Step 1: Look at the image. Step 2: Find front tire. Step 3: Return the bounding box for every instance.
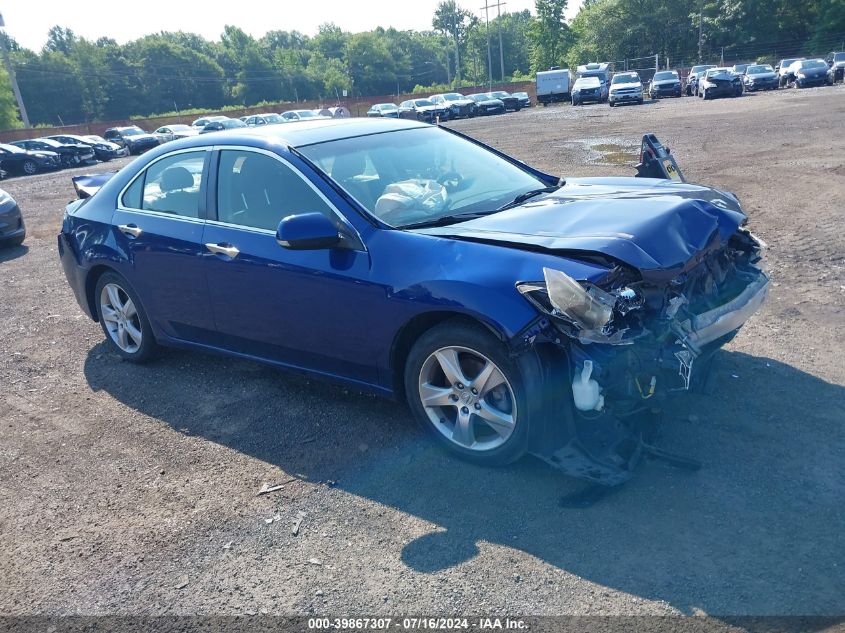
[404,321,530,466]
[95,272,158,363]
[22,160,38,175]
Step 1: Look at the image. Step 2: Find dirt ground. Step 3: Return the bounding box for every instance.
[1,86,844,618]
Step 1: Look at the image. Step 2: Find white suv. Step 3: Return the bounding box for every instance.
[608,72,644,106]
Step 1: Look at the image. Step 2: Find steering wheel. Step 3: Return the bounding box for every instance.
[437,171,464,192]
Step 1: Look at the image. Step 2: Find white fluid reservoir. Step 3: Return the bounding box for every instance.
[572,360,605,411]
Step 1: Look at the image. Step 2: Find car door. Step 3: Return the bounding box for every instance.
[111,148,217,343]
[201,146,379,382]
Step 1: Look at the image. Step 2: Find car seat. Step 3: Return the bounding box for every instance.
[155,166,198,217]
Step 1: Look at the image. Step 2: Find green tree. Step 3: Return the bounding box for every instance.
[530,0,571,71]
[433,1,473,83]
[0,68,21,128]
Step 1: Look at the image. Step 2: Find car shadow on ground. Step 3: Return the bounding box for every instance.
[83,345,845,615]
[0,243,29,263]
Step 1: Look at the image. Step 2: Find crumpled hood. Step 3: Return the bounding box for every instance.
[415,177,747,281]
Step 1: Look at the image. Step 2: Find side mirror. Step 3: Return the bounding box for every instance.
[276,213,341,250]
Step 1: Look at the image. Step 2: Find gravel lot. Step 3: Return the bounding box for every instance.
[1,87,844,617]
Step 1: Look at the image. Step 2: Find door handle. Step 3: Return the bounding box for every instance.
[205,243,240,258]
[118,224,142,238]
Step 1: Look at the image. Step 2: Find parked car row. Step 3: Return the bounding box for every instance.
[367,90,532,122]
[680,52,844,102]
[0,132,130,179]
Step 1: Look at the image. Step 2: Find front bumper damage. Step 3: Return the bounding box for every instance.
[515,262,767,486]
[509,137,769,486]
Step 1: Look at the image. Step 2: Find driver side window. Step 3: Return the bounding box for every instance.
[215,150,335,231]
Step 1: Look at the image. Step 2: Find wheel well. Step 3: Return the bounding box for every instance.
[389,311,506,401]
[84,265,115,321]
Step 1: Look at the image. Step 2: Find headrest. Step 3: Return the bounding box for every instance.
[160,166,193,192]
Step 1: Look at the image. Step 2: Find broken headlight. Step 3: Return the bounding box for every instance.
[518,267,616,330]
[517,267,645,344]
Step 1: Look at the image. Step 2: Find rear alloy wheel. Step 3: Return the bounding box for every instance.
[405,322,529,465]
[95,272,157,362]
[22,160,38,175]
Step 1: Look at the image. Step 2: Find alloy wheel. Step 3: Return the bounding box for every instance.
[418,345,517,452]
[100,283,143,353]
[22,160,37,175]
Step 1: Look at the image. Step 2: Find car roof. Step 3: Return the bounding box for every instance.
[159,117,430,150]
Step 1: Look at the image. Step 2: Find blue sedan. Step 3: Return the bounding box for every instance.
[58,119,768,483]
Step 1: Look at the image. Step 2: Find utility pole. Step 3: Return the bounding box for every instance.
[480,0,493,89]
[720,46,724,65]
[0,12,30,128]
[453,24,461,85]
[497,0,505,82]
[697,8,704,63]
[481,0,507,84]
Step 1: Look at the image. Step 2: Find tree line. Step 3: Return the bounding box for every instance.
[0,0,841,128]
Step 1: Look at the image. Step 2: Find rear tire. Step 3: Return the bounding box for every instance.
[404,320,530,466]
[94,271,158,363]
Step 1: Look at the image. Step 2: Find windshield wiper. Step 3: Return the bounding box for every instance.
[399,210,499,230]
[497,185,562,211]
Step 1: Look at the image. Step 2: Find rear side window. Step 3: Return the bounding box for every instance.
[216,150,334,231]
[123,151,206,217]
[121,176,143,209]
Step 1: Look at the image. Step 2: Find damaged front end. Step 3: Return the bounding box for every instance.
[505,147,769,485]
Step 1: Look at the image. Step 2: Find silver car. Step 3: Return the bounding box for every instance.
[153,124,198,143]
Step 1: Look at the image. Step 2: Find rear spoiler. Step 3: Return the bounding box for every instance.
[635,134,686,183]
[71,171,117,199]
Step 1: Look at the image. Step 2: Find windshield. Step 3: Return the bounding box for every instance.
[223,119,246,128]
[376,104,397,110]
[86,135,106,142]
[782,59,799,67]
[414,100,434,107]
[121,128,144,136]
[611,74,639,84]
[0,143,25,153]
[295,111,316,118]
[36,138,62,147]
[835,53,845,61]
[574,77,599,88]
[653,71,678,81]
[490,91,509,98]
[442,93,463,101]
[263,114,283,123]
[690,65,714,74]
[746,65,773,74]
[801,60,827,70]
[513,92,528,98]
[298,126,545,228]
[170,124,192,131]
